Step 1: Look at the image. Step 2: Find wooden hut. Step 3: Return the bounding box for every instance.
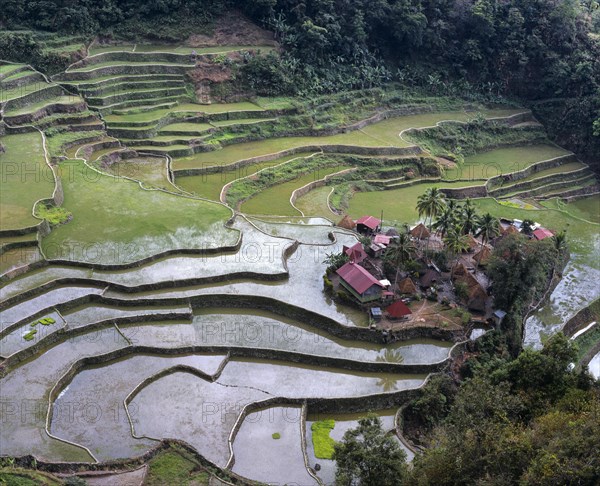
[419,269,441,288]
[386,300,412,320]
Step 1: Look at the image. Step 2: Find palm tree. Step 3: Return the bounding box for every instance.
[444,224,470,277]
[385,232,417,287]
[433,207,457,239]
[552,230,568,256]
[416,187,447,248]
[460,199,479,235]
[475,213,500,266]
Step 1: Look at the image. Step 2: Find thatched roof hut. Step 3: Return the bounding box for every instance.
[467,235,480,252]
[337,215,356,230]
[397,277,418,295]
[410,223,431,239]
[452,262,469,277]
[473,246,492,266]
[419,269,441,288]
[455,271,489,312]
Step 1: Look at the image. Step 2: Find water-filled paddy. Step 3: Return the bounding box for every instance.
[232,406,315,485]
[51,353,227,460]
[118,307,451,364]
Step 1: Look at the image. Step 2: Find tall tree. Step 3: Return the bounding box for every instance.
[475,212,500,265]
[444,224,470,277]
[385,231,417,287]
[334,416,408,486]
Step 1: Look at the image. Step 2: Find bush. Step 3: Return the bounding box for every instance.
[272,432,281,440]
[455,281,469,301]
[311,420,336,459]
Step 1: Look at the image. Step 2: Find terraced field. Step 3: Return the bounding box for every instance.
[1,42,599,485]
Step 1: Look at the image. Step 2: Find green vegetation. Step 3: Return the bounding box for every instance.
[311,420,336,459]
[34,204,72,225]
[0,132,55,230]
[0,468,62,485]
[334,416,408,485]
[23,329,37,341]
[42,159,234,263]
[573,325,600,362]
[271,432,281,440]
[145,448,210,486]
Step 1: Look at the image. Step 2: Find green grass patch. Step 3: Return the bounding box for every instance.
[541,197,600,224]
[272,432,281,439]
[41,159,234,264]
[0,132,55,230]
[34,204,72,225]
[405,117,548,159]
[145,448,210,486]
[311,420,336,459]
[294,185,337,218]
[45,129,103,158]
[346,180,482,224]
[445,144,573,181]
[23,329,37,341]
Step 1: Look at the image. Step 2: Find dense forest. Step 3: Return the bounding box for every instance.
[1,0,599,167]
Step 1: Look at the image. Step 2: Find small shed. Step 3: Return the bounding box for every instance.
[370,307,383,321]
[367,242,386,258]
[337,215,356,230]
[356,215,381,235]
[385,228,400,237]
[467,235,480,252]
[410,223,430,239]
[492,310,507,326]
[386,300,412,320]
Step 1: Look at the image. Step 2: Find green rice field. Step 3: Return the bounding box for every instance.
[0,131,55,230]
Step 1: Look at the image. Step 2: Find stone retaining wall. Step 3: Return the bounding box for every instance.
[3,85,65,112]
[4,101,87,125]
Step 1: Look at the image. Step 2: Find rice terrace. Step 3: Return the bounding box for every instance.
[1,3,600,485]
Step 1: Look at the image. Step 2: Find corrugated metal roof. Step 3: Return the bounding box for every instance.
[356,215,381,229]
[336,262,383,294]
[386,300,412,318]
[533,228,553,240]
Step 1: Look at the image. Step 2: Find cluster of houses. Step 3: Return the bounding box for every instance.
[331,214,553,326]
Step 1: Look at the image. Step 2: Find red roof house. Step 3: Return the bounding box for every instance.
[356,215,381,234]
[336,262,383,303]
[343,242,367,263]
[533,228,553,241]
[386,300,412,319]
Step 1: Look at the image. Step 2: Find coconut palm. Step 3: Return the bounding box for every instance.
[444,224,470,277]
[385,232,417,287]
[433,207,457,239]
[475,213,500,266]
[416,188,447,252]
[460,199,479,235]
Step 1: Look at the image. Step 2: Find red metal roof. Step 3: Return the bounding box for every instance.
[336,262,383,294]
[373,234,391,246]
[344,242,367,263]
[356,215,381,230]
[533,228,553,240]
[386,300,412,318]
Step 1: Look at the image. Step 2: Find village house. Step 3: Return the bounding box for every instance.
[336,261,384,303]
[356,215,381,235]
[343,242,367,263]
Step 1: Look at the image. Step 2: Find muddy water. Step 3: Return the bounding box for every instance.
[232,406,316,485]
[51,353,226,461]
[130,370,271,467]
[0,326,129,461]
[219,358,426,397]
